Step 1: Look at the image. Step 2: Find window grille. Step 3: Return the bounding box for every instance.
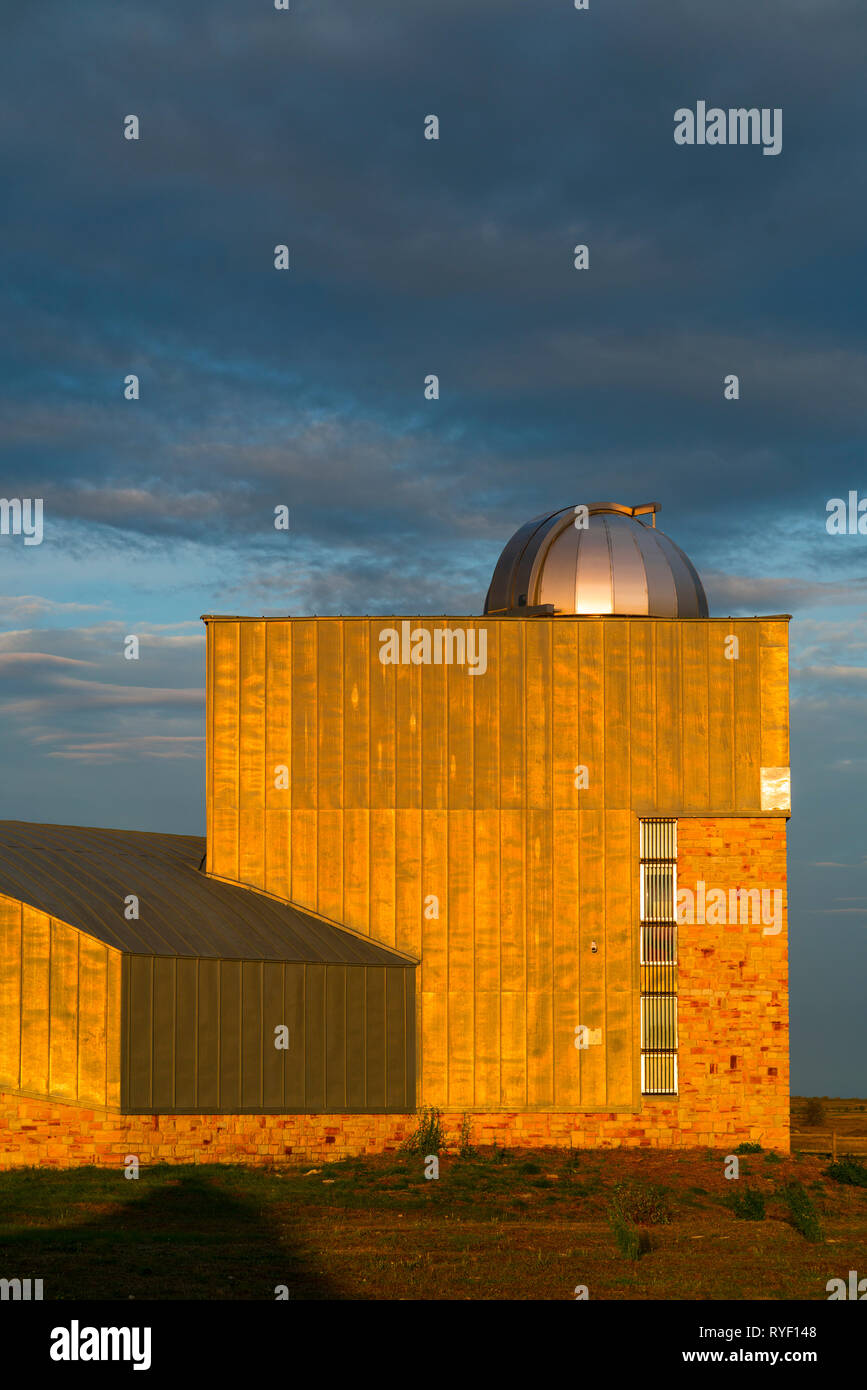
[639,818,678,1094]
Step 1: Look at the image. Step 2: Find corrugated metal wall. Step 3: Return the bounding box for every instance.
[204,614,790,1114]
[121,956,415,1113]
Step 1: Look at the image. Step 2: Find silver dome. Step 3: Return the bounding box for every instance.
[484,503,708,618]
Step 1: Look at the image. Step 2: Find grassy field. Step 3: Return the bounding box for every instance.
[1,1126,866,1300]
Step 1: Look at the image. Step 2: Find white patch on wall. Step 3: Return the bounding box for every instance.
[760,766,791,812]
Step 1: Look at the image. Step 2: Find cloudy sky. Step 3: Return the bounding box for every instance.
[1,1,865,1095]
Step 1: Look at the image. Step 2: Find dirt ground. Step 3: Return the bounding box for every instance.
[1,1125,865,1299]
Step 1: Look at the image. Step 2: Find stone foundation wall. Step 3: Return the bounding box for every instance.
[0,1093,786,1172]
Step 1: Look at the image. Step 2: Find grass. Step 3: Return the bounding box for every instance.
[0,1145,863,1299]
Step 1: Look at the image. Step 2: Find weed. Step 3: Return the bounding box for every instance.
[517,1161,541,1175]
[458,1113,475,1158]
[608,1206,651,1260]
[726,1187,766,1221]
[764,1151,783,1165]
[735,1142,763,1154]
[400,1106,445,1155]
[610,1180,671,1226]
[779,1181,822,1242]
[824,1155,867,1188]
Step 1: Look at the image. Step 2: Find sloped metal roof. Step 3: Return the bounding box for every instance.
[0,821,414,965]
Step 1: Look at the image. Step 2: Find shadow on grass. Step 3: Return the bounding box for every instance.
[0,1167,346,1301]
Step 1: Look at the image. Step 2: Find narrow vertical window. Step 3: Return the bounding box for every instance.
[639,819,677,1094]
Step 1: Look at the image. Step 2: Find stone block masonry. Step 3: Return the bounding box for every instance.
[673,816,789,1152]
[0,1093,788,1170]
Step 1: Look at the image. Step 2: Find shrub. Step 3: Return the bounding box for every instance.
[726,1187,766,1221]
[824,1155,867,1188]
[518,1161,541,1175]
[735,1142,763,1154]
[803,1098,827,1127]
[400,1105,445,1154]
[610,1179,671,1226]
[779,1181,822,1242]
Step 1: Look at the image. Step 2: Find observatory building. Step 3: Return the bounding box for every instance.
[0,503,790,1165]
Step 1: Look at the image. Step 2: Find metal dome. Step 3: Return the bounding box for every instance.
[484,503,708,618]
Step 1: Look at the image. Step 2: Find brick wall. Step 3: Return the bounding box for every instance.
[0,817,789,1168]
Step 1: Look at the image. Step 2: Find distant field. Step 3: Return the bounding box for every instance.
[1,1137,866,1300]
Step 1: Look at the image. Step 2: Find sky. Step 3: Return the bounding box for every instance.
[1,0,866,1095]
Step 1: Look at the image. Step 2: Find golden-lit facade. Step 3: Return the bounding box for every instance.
[0,505,791,1157]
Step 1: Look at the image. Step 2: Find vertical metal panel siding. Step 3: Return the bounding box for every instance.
[220,961,242,1110]
[206,615,786,1111]
[0,896,120,1110]
[385,967,406,1108]
[262,963,284,1109]
[241,961,263,1109]
[175,959,197,1108]
[283,964,306,1110]
[305,963,326,1109]
[404,969,416,1105]
[346,965,367,1107]
[365,968,386,1108]
[126,956,153,1111]
[196,959,220,1110]
[120,959,415,1113]
[325,965,347,1109]
[152,957,176,1110]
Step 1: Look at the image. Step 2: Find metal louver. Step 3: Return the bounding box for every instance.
[639,819,678,1095]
